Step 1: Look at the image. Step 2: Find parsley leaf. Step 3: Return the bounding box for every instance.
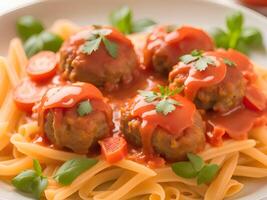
[102,36,118,58]
[54,158,98,185]
[223,58,236,67]
[109,6,156,34]
[81,28,118,59]
[77,100,93,117]
[212,12,264,54]
[180,50,215,71]
[82,37,101,55]
[138,85,183,116]
[171,153,220,185]
[156,99,181,115]
[137,90,158,102]
[12,159,48,199]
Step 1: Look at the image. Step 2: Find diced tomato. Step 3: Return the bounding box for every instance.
[26,51,58,82]
[99,136,128,163]
[243,86,266,112]
[13,78,48,112]
[206,126,225,146]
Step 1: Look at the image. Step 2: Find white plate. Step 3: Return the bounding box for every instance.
[0,0,267,199]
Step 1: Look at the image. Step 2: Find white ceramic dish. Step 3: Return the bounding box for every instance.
[0,0,267,199]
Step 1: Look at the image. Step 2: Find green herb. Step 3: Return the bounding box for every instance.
[102,37,118,58]
[197,164,220,185]
[171,162,198,178]
[223,58,236,67]
[187,152,204,172]
[212,12,264,54]
[180,50,215,71]
[110,6,132,34]
[171,153,220,185]
[109,6,156,34]
[54,158,98,185]
[12,159,48,199]
[132,18,157,33]
[81,28,118,58]
[39,32,63,52]
[82,37,102,55]
[77,100,93,117]
[16,16,44,41]
[24,31,63,57]
[138,85,183,116]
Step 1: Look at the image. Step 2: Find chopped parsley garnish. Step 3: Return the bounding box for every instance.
[54,158,98,185]
[171,153,220,185]
[81,28,118,58]
[109,6,156,34]
[138,85,183,116]
[77,100,93,116]
[212,12,264,55]
[180,50,215,71]
[223,58,236,67]
[12,159,48,199]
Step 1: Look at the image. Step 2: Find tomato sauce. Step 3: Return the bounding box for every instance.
[37,83,113,130]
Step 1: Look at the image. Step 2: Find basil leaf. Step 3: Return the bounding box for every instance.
[16,16,44,41]
[24,35,43,58]
[39,32,63,53]
[187,153,204,172]
[132,18,156,33]
[77,100,93,117]
[33,159,42,177]
[110,6,132,34]
[82,37,101,55]
[32,176,48,199]
[171,162,198,179]
[241,27,263,47]
[197,164,220,185]
[212,28,229,49]
[12,170,38,193]
[102,36,118,58]
[54,158,98,185]
[226,11,243,32]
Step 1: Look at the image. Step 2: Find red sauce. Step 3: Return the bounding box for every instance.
[131,94,196,156]
[169,51,227,100]
[215,49,257,83]
[37,82,112,130]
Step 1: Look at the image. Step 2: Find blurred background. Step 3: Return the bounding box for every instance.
[0,0,267,16]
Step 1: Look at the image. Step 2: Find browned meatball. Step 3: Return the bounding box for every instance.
[44,105,110,153]
[143,26,214,74]
[59,26,139,91]
[38,83,113,154]
[120,102,205,161]
[169,51,246,113]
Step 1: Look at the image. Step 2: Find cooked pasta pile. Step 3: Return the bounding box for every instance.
[0,20,267,200]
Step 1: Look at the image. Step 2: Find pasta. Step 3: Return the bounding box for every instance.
[0,18,267,200]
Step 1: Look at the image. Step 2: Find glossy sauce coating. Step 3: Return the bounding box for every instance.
[131,94,196,155]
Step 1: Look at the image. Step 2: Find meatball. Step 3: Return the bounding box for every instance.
[120,97,205,161]
[143,26,214,74]
[38,83,113,153]
[59,26,139,91]
[169,51,246,113]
